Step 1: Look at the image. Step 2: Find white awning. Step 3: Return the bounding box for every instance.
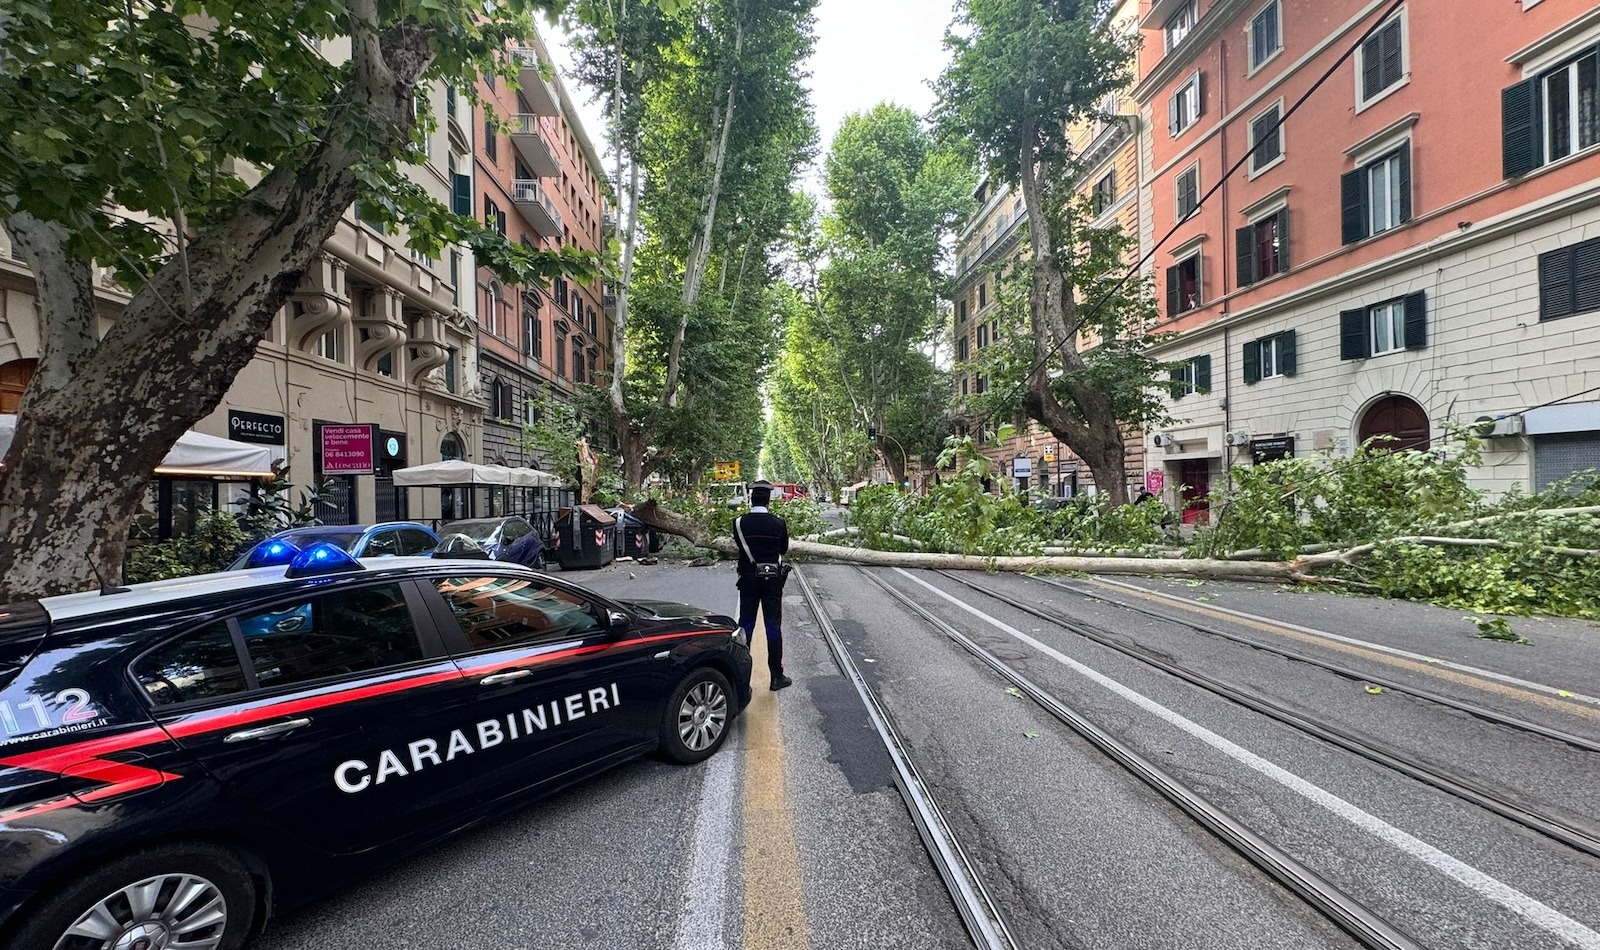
[0,414,277,479]
[392,459,562,488]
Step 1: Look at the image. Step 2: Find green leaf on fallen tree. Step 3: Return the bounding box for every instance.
[1364,685,1384,695]
[1004,686,1024,699]
[1022,730,1039,739]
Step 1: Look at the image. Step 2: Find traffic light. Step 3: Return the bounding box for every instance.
[867,426,877,442]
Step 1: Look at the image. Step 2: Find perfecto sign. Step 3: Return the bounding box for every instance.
[320,424,376,476]
[228,410,286,446]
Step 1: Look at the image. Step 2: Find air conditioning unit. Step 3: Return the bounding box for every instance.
[1473,415,1525,438]
[1152,432,1176,448]
[1225,430,1251,447]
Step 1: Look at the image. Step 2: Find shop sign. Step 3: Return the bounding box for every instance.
[228,410,286,446]
[1145,469,1165,492]
[1012,456,1033,477]
[321,424,376,475]
[1251,436,1296,463]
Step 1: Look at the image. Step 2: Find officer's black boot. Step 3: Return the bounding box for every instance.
[770,671,793,691]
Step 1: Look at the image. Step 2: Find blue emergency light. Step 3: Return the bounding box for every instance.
[237,538,303,569]
[284,542,366,579]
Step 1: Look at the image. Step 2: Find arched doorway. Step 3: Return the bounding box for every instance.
[1358,394,1430,451]
[0,358,38,413]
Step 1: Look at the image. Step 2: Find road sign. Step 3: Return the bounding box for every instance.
[712,460,742,481]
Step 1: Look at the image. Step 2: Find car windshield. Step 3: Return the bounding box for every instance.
[443,521,500,541]
[279,530,364,552]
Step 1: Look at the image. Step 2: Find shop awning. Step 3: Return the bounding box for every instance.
[391,459,562,488]
[0,414,277,479]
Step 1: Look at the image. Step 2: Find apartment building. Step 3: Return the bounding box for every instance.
[1135,0,1600,518]
[949,0,1146,498]
[474,30,613,481]
[0,70,482,534]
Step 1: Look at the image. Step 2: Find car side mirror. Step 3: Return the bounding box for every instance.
[606,610,632,632]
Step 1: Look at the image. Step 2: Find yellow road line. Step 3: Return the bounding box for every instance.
[1093,580,1600,722]
[742,609,811,950]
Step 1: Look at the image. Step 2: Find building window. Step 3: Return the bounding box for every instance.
[977,280,988,310]
[450,250,461,306]
[315,330,343,362]
[555,335,567,378]
[1164,0,1197,52]
[1168,355,1212,399]
[1249,1,1281,71]
[484,198,506,236]
[1357,13,1406,106]
[1537,237,1600,321]
[523,291,542,357]
[1092,171,1116,215]
[1503,47,1600,177]
[961,377,969,397]
[573,341,585,384]
[976,323,989,348]
[1169,72,1202,137]
[1176,164,1199,221]
[1165,253,1202,317]
[491,378,512,420]
[354,200,386,234]
[1341,143,1411,244]
[1236,208,1289,286]
[1248,104,1283,173]
[484,117,497,162]
[1341,292,1426,359]
[957,335,969,361]
[444,347,459,393]
[957,299,968,323]
[1243,330,1297,383]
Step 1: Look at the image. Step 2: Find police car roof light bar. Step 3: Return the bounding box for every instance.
[240,538,304,570]
[284,542,367,579]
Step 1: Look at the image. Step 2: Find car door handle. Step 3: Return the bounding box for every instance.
[224,718,313,743]
[480,669,534,686]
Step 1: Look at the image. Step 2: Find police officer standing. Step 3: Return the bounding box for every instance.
[732,480,792,691]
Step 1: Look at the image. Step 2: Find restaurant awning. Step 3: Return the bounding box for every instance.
[391,459,563,488]
[0,414,277,479]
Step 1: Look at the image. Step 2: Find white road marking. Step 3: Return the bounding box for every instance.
[897,569,1600,949]
[1093,576,1600,707]
[673,738,741,950]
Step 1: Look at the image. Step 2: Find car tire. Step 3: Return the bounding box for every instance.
[659,667,733,765]
[9,842,258,950]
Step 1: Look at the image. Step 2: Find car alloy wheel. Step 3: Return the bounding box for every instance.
[677,680,728,753]
[55,873,228,950]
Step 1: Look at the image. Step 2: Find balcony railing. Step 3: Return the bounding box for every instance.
[509,48,561,116]
[513,179,564,238]
[510,114,560,177]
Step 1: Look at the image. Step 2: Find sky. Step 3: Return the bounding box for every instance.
[544,0,959,197]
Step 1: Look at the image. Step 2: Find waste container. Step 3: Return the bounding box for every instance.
[552,505,617,570]
[610,509,650,558]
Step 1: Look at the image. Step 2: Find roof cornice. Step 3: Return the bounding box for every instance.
[1132,0,1254,103]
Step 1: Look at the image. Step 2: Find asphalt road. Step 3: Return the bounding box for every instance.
[254,559,1600,950]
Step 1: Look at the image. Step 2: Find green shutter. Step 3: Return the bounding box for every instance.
[1340,308,1369,360]
[1502,78,1543,179]
[1236,226,1256,287]
[1539,247,1573,321]
[1279,329,1297,376]
[452,173,471,216]
[1242,340,1261,384]
[1403,292,1427,349]
[1166,265,1181,317]
[1277,208,1291,271]
[1397,142,1412,223]
[1195,355,1212,394]
[1341,169,1367,244]
[1168,365,1185,400]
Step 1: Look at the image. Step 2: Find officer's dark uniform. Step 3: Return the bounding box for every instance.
[734,485,792,690]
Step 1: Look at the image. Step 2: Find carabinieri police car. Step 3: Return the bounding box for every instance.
[0,541,751,949]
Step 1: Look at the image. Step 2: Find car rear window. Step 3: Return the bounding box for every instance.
[135,621,248,706]
[434,576,604,649]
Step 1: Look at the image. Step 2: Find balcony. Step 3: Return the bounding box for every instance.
[510,48,561,116]
[513,179,564,238]
[511,114,560,178]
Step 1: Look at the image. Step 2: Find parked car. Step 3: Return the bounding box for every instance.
[440,516,542,563]
[229,522,440,569]
[0,542,750,950]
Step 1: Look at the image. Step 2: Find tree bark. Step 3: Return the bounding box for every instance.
[0,15,437,601]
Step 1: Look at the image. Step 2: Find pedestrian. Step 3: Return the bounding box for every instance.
[732,479,793,691]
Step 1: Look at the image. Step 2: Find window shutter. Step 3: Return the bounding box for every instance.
[1340,308,1369,360]
[1280,329,1298,376]
[1573,238,1600,316]
[1361,34,1382,101]
[1195,355,1212,394]
[1236,226,1256,287]
[1502,79,1543,179]
[1169,93,1180,136]
[1194,72,1204,120]
[452,173,471,216]
[1166,265,1181,317]
[1403,292,1427,349]
[1539,247,1573,320]
[1397,142,1413,223]
[1168,365,1185,400]
[1379,20,1403,89]
[1341,169,1367,245]
[1242,340,1261,384]
[1276,208,1291,270]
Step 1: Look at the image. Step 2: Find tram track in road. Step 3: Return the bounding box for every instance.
[838,566,1427,950]
[934,570,1600,863]
[1024,575,1600,755]
[792,567,1025,950]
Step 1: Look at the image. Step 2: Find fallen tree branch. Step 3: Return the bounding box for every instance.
[1224,506,1600,560]
[1299,535,1600,569]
